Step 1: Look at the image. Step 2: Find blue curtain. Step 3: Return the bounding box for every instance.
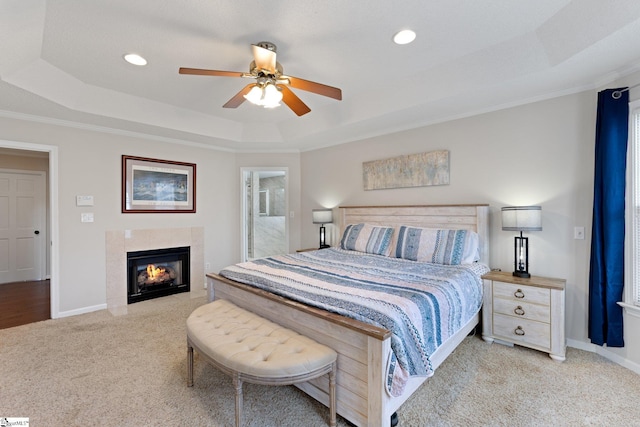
[588,88,629,347]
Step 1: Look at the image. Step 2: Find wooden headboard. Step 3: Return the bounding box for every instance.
[338,204,490,264]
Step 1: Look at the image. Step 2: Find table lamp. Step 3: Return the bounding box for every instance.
[501,206,542,278]
[312,209,333,249]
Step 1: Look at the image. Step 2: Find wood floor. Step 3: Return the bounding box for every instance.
[0,280,50,330]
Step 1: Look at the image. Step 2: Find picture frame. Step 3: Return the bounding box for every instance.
[122,155,196,213]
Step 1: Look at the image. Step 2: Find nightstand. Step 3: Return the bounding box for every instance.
[481,271,566,361]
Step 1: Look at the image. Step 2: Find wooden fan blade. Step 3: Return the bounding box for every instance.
[179,67,244,78]
[286,76,342,100]
[251,44,277,73]
[222,84,255,108]
[280,85,311,116]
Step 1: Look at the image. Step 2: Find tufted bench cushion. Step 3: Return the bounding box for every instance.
[187,299,337,427]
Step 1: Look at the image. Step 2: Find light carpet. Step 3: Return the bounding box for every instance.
[1,294,638,426]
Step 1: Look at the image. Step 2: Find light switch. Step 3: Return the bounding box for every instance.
[81,213,94,223]
[574,226,585,240]
[76,195,94,206]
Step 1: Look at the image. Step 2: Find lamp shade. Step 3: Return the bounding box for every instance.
[243,82,283,108]
[244,85,263,104]
[312,209,333,224]
[501,206,542,232]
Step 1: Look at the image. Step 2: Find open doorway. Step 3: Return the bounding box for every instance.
[0,141,58,323]
[241,168,288,261]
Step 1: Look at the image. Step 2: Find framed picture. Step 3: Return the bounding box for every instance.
[122,155,196,213]
[363,150,450,190]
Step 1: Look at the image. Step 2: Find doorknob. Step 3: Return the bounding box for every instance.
[34,230,40,235]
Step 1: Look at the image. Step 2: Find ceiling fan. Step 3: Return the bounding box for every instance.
[179,41,342,116]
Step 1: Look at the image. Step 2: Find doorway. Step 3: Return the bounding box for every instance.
[241,168,288,261]
[0,141,58,319]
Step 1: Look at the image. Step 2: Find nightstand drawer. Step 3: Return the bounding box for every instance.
[493,313,550,349]
[493,298,550,323]
[494,281,550,306]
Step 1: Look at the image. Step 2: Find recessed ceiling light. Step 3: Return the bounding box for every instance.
[123,53,147,66]
[393,30,416,45]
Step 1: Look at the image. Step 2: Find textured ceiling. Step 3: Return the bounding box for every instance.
[1,0,640,152]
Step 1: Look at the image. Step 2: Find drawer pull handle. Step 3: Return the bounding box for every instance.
[514,306,525,316]
[514,289,525,299]
[514,326,525,336]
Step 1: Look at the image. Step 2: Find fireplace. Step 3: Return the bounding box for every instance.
[127,246,190,304]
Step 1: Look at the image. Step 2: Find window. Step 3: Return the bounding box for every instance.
[624,101,640,314]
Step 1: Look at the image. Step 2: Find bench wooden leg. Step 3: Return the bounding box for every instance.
[329,362,337,427]
[187,345,194,387]
[233,374,243,427]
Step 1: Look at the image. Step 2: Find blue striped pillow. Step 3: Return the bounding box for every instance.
[395,226,479,265]
[340,223,395,256]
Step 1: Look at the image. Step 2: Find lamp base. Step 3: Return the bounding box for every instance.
[512,270,531,278]
[319,244,330,249]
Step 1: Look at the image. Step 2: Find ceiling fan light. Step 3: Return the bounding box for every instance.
[262,83,283,108]
[244,85,264,105]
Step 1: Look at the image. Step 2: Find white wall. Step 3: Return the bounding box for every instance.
[301,91,601,356]
[0,117,240,315]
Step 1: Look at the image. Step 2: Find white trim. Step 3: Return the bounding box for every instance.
[567,339,640,376]
[594,346,640,376]
[566,338,596,352]
[57,303,107,318]
[49,146,60,318]
[0,109,302,154]
[618,301,640,319]
[626,102,640,310]
[0,139,60,319]
[0,110,241,153]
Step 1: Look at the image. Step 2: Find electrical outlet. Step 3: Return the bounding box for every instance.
[574,226,585,240]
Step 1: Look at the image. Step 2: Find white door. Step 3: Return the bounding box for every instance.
[0,170,46,283]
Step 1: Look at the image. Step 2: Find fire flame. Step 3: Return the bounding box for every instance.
[146,264,166,279]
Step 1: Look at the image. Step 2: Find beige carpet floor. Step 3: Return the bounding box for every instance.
[1,294,639,426]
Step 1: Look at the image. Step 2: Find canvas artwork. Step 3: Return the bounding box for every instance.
[363,150,450,190]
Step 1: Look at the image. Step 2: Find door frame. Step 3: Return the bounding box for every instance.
[0,139,59,318]
[240,167,289,262]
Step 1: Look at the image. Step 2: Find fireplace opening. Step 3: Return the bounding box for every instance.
[127,246,190,304]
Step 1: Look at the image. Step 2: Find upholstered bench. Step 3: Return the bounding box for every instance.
[187,299,337,427]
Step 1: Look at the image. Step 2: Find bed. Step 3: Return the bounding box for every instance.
[206,204,489,427]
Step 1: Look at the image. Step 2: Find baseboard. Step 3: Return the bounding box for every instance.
[568,338,640,375]
[567,338,595,352]
[57,303,107,318]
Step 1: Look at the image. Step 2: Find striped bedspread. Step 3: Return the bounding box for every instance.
[219,247,488,396]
